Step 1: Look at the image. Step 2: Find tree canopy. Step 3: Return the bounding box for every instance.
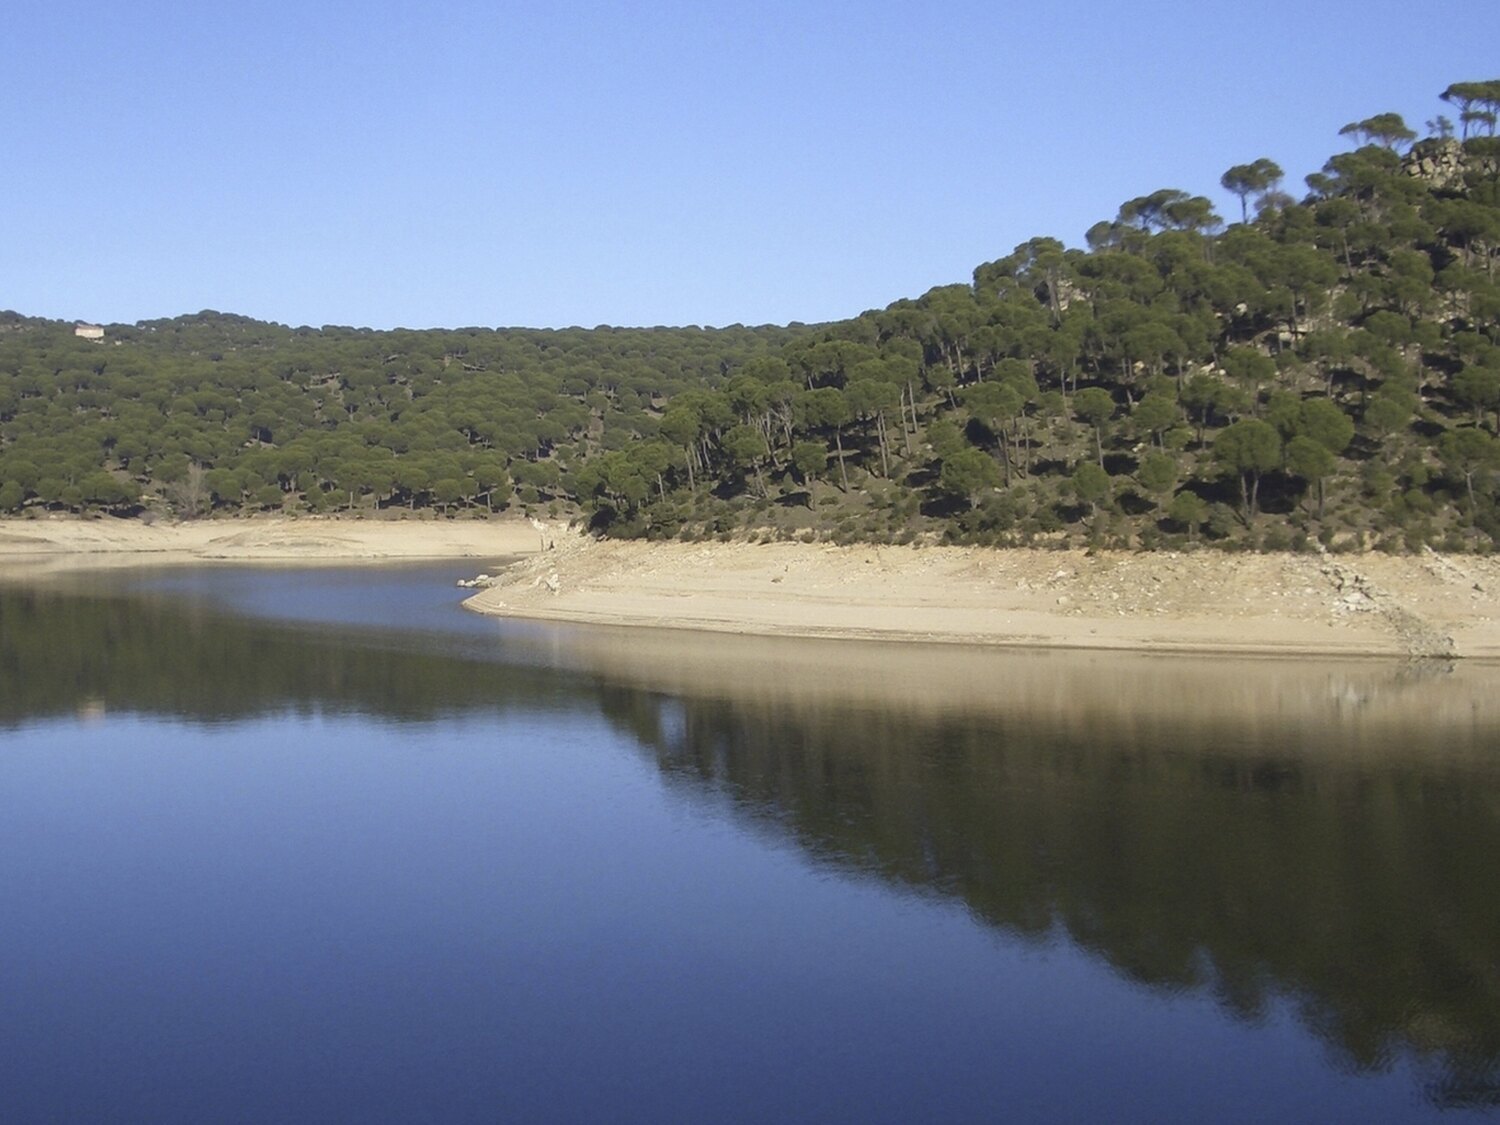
[4,79,1500,553]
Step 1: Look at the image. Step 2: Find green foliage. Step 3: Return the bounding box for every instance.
[939,448,1001,509]
[1215,420,1282,517]
[1453,364,1500,430]
[926,419,966,459]
[1136,452,1178,497]
[1167,490,1208,536]
[4,80,1499,549]
[1438,427,1500,515]
[1339,113,1417,150]
[1221,158,1285,223]
[1070,462,1110,511]
[1286,436,1338,518]
[1073,388,1114,426]
[790,441,826,484]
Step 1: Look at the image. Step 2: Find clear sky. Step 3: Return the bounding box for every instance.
[5,1,1495,330]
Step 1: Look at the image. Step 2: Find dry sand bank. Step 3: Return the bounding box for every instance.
[467,533,1500,660]
[4,515,1494,659]
[0,514,551,576]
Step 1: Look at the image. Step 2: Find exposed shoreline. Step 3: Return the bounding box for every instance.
[0,514,550,576]
[464,531,1500,660]
[3,515,1496,659]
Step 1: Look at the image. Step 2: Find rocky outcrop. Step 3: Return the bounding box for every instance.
[1403,136,1500,190]
[1403,138,1469,190]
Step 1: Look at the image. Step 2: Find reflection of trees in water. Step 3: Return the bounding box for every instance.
[7,584,1499,1106]
[597,686,1500,1109]
[0,587,581,725]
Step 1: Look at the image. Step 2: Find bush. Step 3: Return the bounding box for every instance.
[1262,527,1291,551]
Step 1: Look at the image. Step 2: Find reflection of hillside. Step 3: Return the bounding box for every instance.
[517,623,1500,759]
[6,582,1499,1107]
[0,586,582,725]
[595,679,1500,1109]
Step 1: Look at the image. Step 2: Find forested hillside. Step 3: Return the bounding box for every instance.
[4,81,1500,551]
[0,316,805,519]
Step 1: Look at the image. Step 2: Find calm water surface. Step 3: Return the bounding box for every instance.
[1,564,1498,1122]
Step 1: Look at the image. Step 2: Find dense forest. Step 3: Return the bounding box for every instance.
[4,81,1500,551]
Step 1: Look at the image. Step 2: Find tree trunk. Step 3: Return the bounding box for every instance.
[833,428,849,492]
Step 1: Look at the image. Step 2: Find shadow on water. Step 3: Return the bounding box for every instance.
[2,570,1499,1109]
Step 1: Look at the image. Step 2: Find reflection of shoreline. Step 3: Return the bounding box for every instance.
[6,565,1497,752]
[508,621,1500,757]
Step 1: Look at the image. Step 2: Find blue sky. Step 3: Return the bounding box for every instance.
[5,1,1495,330]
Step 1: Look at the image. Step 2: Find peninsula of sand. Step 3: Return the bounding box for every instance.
[465,530,1500,660]
[3,515,1496,658]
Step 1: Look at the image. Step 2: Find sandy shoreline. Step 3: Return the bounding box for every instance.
[465,532,1500,660]
[3,516,1496,659]
[0,514,550,576]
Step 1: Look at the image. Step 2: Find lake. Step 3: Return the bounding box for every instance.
[1,563,1498,1122]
